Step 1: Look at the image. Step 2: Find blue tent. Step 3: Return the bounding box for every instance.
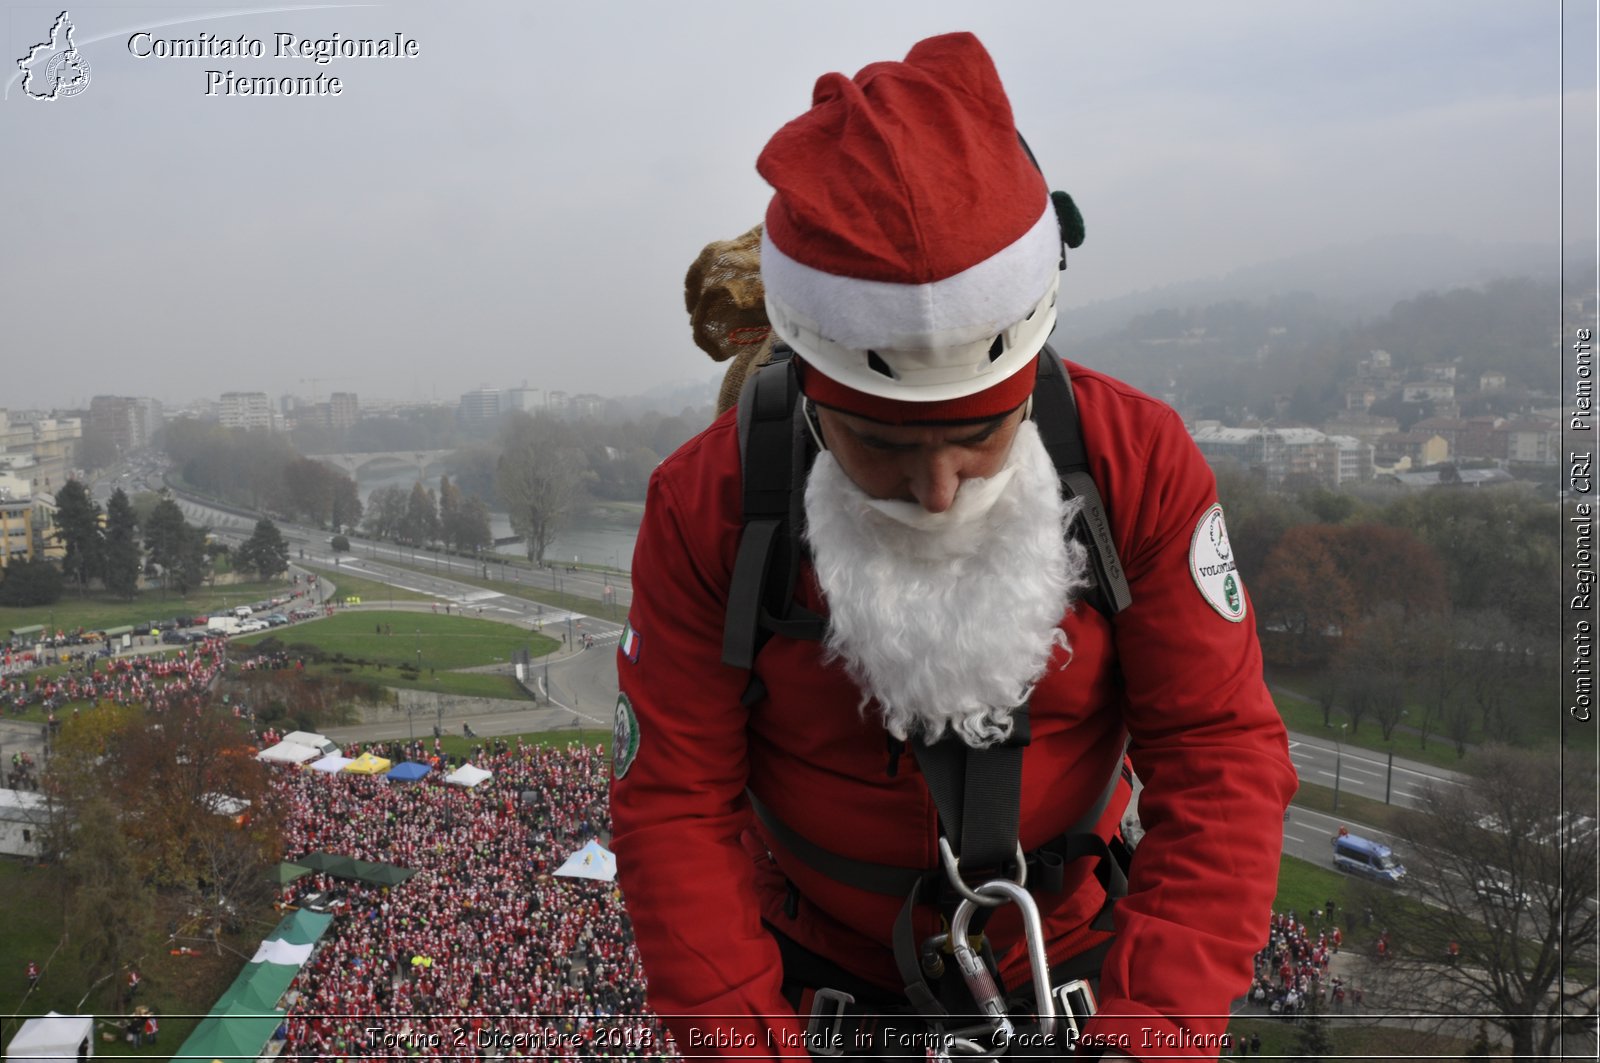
[386,760,432,782]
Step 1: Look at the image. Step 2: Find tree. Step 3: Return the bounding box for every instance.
[1332,603,1430,740]
[62,795,155,1009]
[438,474,462,550]
[361,485,409,542]
[331,534,350,560]
[144,497,188,580]
[330,474,362,533]
[170,522,212,595]
[496,414,587,564]
[53,479,102,595]
[282,457,338,525]
[1365,747,1598,1060]
[0,556,63,606]
[237,519,291,580]
[453,496,494,554]
[402,482,440,546]
[1254,525,1358,668]
[145,497,210,596]
[102,488,142,600]
[46,699,279,994]
[1291,989,1334,1063]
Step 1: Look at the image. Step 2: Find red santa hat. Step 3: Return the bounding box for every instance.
[758,32,1063,424]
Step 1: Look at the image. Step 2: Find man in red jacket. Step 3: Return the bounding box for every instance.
[611,32,1296,1060]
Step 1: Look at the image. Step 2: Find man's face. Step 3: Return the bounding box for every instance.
[813,404,1026,513]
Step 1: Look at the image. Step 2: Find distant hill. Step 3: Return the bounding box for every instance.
[1058,233,1566,342]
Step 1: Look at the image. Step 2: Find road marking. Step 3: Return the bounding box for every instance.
[1284,832,1307,844]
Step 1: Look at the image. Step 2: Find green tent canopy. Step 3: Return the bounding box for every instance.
[290,851,416,886]
[271,861,313,885]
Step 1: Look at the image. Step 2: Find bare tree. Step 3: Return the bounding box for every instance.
[495,414,588,564]
[1364,746,1598,1060]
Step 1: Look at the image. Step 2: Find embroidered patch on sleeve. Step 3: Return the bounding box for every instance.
[619,619,640,664]
[612,694,641,778]
[1189,502,1247,622]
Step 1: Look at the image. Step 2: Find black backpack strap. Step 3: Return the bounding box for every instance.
[723,348,822,671]
[1031,349,1132,618]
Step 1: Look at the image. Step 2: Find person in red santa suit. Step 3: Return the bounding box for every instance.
[610,31,1295,1061]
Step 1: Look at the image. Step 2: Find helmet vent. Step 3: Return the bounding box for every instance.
[987,334,1006,363]
[865,350,897,379]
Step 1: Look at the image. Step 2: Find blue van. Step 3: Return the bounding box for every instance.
[1332,832,1406,884]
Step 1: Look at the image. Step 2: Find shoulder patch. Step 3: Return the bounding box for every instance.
[612,694,641,778]
[1189,503,1247,623]
[619,619,640,664]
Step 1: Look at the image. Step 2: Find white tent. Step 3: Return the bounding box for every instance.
[443,763,492,788]
[309,754,353,774]
[256,741,322,764]
[6,1011,94,1061]
[249,939,315,966]
[552,839,617,882]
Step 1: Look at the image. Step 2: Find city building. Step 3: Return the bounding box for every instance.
[504,387,542,414]
[1190,424,1371,488]
[1372,431,1449,472]
[458,388,502,423]
[0,472,38,565]
[328,392,359,431]
[0,411,81,493]
[1497,419,1561,465]
[219,392,275,431]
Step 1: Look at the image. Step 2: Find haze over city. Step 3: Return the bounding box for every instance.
[2,0,1594,410]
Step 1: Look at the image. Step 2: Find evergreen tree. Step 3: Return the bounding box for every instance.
[1291,989,1335,1063]
[0,557,64,606]
[143,497,189,580]
[53,479,103,595]
[236,519,291,581]
[438,475,462,551]
[102,488,141,600]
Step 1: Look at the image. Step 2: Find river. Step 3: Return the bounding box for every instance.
[358,472,642,571]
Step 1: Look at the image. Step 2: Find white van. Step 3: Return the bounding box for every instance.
[1332,832,1406,884]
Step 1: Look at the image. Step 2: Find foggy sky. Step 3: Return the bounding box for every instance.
[1,0,1593,410]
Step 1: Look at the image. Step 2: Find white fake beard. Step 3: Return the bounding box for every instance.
[803,420,1089,748]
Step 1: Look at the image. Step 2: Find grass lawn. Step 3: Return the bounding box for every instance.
[239,611,559,702]
[376,557,622,621]
[431,728,611,761]
[312,663,534,701]
[240,610,557,670]
[0,860,255,1057]
[1273,686,1476,772]
[0,580,300,639]
[301,562,437,605]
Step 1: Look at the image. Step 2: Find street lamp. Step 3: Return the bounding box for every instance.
[1333,723,1348,813]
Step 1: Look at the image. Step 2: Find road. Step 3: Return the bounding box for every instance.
[172,491,632,611]
[1283,734,1465,810]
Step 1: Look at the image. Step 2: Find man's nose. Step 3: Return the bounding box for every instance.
[908,452,963,513]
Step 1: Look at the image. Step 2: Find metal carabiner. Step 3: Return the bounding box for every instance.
[948,879,1058,1042]
[938,836,1026,907]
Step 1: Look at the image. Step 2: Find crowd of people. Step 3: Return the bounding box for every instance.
[266,740,677,1060]
[0,638,228,719]
[1246,909,1361,1019]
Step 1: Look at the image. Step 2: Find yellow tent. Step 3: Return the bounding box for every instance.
[342,753,393,775]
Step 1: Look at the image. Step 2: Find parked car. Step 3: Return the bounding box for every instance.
[1474,879,1530,909]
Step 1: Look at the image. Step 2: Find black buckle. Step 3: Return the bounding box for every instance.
[806,987,854,1056]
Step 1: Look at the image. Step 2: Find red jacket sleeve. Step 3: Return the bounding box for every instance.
[1074,384,1298,1056]
[609,423,810,1059]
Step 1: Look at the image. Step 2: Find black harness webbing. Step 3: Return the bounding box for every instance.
[722,344,1136,1026]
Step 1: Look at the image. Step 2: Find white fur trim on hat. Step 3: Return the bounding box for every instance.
[761,205,1060,401]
